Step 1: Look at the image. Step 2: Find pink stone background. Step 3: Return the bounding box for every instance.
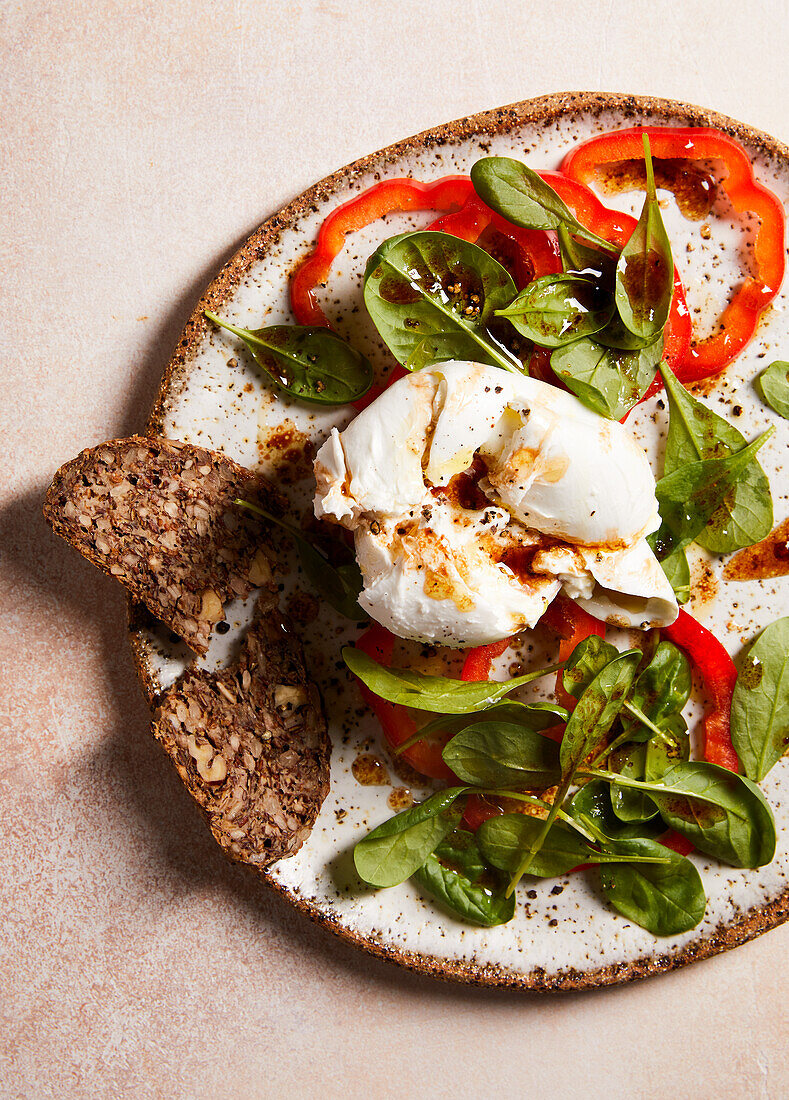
[3,2,789,1096]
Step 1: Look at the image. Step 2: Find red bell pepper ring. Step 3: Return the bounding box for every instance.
[560,127,786,380]
[427,198,562,287]
[663,609,740,772]
[290,176,473,327]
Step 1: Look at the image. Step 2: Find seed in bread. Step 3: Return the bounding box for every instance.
[43,436,279,653]
[152,589,330,867]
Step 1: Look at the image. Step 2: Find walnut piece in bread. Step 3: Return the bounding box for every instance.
[152,589,330,866]
[43,436,278,653]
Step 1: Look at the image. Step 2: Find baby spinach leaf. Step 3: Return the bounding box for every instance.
[730,616,789,781]
[569,781,663,842]
[495,273,614,347]
[205,313,372,405]
[559,651,642,781]
[622,641,692,740]
[644,718,690,782]
[649,430,773,565]
[757,360,789,419]
[609,744,659,823]
[659,546,691,604]
[586,761,776,868]
[353,787,467,887]
[442,721,560,790]
[470,157,617,253]
[598,838,706,936]
[236,500,366,620]
[505,651,641,892]
[557,225,617,279]
[562,635,619,700]
[478,814,670,879]
[658,362,773,553]
[393,700,568,758]
[343,647,560,714]
[413,831,515,927]
[550,335,662,420]
[614,135,674,343]
[363,231,518,373]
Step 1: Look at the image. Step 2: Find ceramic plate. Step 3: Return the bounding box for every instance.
[128,93,789,990]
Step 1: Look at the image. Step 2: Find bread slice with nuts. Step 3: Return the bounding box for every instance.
[43,436,277,653]
[152,588,330,867]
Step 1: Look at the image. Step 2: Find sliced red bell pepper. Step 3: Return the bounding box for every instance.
[290,176,473,327]
[560,127,786,380]
[460,638,512,681]
[663,609,740,772]
[353,624,456,781]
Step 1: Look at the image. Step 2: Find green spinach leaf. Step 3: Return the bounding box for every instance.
[353,787,467,887]
[757,360,789,419]
[363,231,518,373]
[470,157,617,253]
[550,336,662,420]
[622,641,692,740]
[205,313,372,405]
[343,647,560,714]
[730,617,789,781]
[649,430,773,565]
[609,744,659,823]
[599,837,706,935]
[495,273,614,347]
[478,814,670,879]
[659,362,773,553]
[586,761,776,868]
[413,831,515,927]
[614,135,674,343]
[562,635,620,700]
[236,500,366,620]
[442,721,560,790]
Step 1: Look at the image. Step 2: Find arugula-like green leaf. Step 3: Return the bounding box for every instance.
[757,360,789,419]
[353,788,467,887]
[550,336,662,420]
[614,134,674,343]
[495,273,614,347]
[236,500,366,620]
[598,837,706,935]
[730,617,789,781]
[205,313,372,405]
[470,157,617,253]
[343,647,560,714]
[659,361,773,553]
[363,231,519,373]
[442,721,560,790]
[413,831,515,927]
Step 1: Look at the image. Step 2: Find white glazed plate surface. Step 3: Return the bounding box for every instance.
[129,93,789,990]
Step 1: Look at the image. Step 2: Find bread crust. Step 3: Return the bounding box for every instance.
[152,589,330,866]
[43,436,279,653]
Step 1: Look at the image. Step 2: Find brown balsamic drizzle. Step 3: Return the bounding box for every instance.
[724,518,789,581]
[351,753,390,786]
[595,158,718,221]
[387,787,414,811]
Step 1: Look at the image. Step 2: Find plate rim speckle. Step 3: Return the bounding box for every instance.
[128,91,789,991]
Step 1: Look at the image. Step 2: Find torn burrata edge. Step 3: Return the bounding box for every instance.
[313,360,677,647]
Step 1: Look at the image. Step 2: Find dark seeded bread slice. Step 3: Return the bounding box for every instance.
[43,436,278,653]
[152,589,330,867]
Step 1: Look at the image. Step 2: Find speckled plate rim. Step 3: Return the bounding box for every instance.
[128,91,789,991]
